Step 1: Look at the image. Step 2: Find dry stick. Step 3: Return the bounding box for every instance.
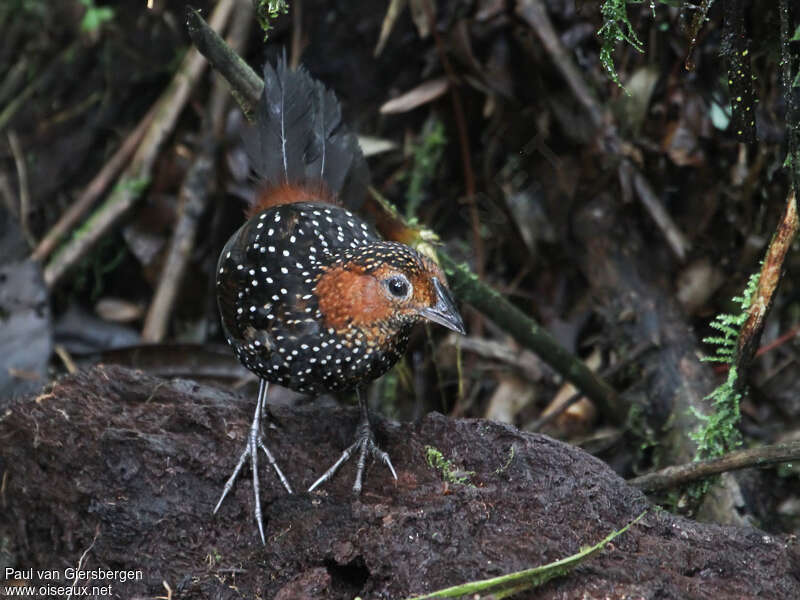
[631,169,690,262]
[516,0,604,130]
[141,0,254,342]
[516,0,690,263]
[628,440,800,492]
[31,106,156,262]
[42,0,236,288]
[185,9,623,420]
[6,130,33,247]
[140,153,216,342]
[735,190,799,375]
[289,0,303,70]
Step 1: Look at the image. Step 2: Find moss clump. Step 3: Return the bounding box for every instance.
[425,446,474,485]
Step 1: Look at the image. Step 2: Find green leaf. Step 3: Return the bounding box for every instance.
[79,0,114,33]
[405,512,647,599]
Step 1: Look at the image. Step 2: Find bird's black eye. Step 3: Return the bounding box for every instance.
[386,276,410,299]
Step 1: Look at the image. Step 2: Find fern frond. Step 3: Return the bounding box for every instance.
[689,270,760,497]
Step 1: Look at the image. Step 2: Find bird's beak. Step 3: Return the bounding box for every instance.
[419,277,466,334]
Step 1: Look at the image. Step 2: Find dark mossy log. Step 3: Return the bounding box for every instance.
[1,366,797,599]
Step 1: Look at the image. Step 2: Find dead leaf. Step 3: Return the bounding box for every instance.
[95,297,145,323]
[380,77,449,114]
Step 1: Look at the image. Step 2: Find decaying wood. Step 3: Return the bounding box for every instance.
[1,366,797,599]
[572,198,746,526]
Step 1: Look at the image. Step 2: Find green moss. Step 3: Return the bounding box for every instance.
[425,446,474,486]
[404,117,447,220]
[494,445,516,475]
[598,0,644,87]
[254,0,289,39]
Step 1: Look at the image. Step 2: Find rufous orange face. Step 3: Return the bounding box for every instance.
[314,259,444,334]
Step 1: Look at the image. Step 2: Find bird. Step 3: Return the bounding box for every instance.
[214,56,466,543]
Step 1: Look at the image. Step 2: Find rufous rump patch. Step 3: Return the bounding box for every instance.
[246,182,338,218]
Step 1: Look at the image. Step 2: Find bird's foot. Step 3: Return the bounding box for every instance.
[213,381,291,544]
[308,418,397,494]
[214,430,293,544]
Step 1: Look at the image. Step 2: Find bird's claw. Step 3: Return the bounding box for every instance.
[308,423,397,494]
[213,381,291,545]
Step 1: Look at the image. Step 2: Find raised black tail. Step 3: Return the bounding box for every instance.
[244,55,369,212]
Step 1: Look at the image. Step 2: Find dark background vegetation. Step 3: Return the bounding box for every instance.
[1,0,799,597]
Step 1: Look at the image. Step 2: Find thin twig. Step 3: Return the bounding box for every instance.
[6,130,33,246]
[290,0,304,69]
[54,344,78,375]
[0,40,81,131]
[516,0,605,130]
[0,55,31,107]
[43,0,236,288]
[186,6,262,118]
[628,440,800,492]
[141,152,216,341]
[631,168,691,262]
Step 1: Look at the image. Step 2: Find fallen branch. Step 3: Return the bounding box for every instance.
[140,150,216,342]
[629,440,800,492]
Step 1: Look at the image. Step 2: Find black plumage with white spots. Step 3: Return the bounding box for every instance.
[217,201,430,394]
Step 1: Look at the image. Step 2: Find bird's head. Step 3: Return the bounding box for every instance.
[314,242,465,343]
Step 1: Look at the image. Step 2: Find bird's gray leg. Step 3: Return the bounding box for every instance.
[308,388,397,493]
[214,380,292,545]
